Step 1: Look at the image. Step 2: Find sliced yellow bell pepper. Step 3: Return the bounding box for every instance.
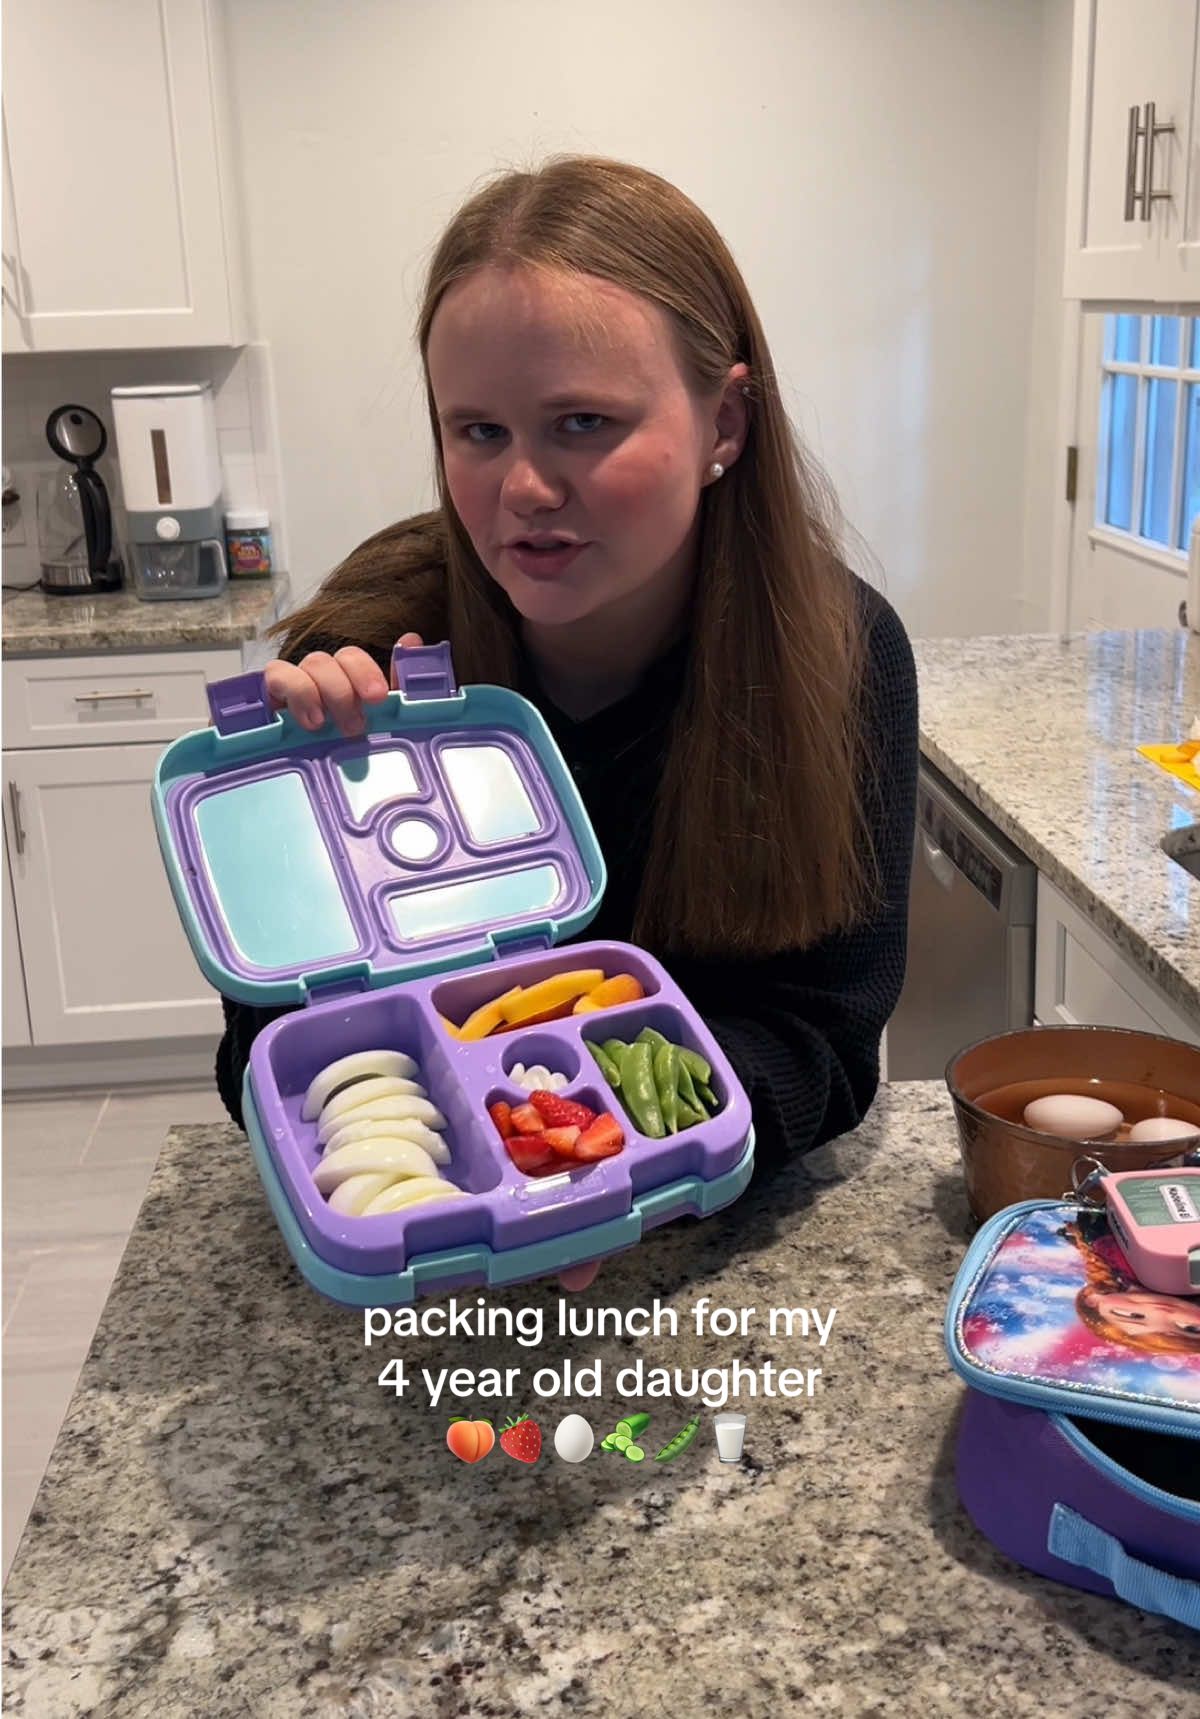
[497,968,606,1027]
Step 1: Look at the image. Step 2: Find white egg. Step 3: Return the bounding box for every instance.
[1128,1116,1200,1144]
[553,1413,594,1464]
[1023,1094,1124,1140]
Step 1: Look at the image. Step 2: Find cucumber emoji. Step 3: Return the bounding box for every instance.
[615,1413,650,1440]
[624,1445,646,1462]
[654,1416,701,1462]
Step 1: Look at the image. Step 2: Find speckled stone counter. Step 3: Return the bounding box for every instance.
[913,628,1200,1021]
[4,1083,1197,1717]
[1,574,291,656]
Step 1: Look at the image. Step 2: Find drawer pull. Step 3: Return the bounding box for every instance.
[7,780,25,856]
[74,689,154,705]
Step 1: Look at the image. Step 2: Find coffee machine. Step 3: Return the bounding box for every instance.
[110,384,228,600]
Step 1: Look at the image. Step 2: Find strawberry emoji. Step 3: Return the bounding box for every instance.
[498,1413,542,1464]
[446,1417,495,1463]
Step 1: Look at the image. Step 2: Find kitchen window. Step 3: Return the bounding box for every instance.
[1099,314,1200,557]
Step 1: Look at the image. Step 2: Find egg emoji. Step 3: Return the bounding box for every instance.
[1022,1094,1124,1141]
[553,1413,594,1464]
[1128,1116,1200,1145]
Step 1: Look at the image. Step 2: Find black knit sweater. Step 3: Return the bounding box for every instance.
[214,578,918,1173]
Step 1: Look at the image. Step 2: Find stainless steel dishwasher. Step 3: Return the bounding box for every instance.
[886,761,1036,1081]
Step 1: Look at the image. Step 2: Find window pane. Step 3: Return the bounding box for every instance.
[1141,378,1178,544]
[1111,314,1142,362]
[1192,321,1200,370]
[1180,383,1200,549]
[1103,373,1138,531]
[1151,316,1181,367]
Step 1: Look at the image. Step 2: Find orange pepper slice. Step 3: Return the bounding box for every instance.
[573,973,646,1013]
[497,968,606,1027]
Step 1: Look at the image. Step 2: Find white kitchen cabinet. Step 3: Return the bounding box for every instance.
[1064,0,1200,303]
[3,824,31,1048]
[1,0,247,352]
[3,742,222,1046]
[1,644,240,1053]
[1035,874,1200,1043]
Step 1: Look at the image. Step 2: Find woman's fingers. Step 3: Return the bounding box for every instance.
[260,635,426,734]
[558,1261,601,1292]
[335,646,390,706]
[263,660,324,728]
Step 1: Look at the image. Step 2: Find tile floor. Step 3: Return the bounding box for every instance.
[2,1084,230,1583]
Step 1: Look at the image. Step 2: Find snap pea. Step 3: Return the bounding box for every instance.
[676,1057,704,1123]
[636,1026,670,1054]
[653,1042,679,1135]
[590,1043,621,1087]
[622,1041,665,1137]
[654,1415,701,1462]
[696,1079,719,1113]
[602,1040,630,1088]
[677,1046,712,1086]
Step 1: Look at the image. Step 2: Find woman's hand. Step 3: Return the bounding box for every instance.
[263,631,425,736]
[559,1262,602,1291]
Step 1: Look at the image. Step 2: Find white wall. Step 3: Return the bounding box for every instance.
[215,0,1072,640]
[2,1,1074,638]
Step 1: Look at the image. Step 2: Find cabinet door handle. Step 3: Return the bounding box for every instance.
[1141,100,1176,222]
[1124,104,1143,221]
[7,780,25,856]
[74,688,154,704]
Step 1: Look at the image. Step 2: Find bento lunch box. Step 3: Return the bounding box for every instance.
[152,641,755,1303]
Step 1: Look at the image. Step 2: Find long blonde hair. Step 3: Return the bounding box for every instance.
[273,155,874,956]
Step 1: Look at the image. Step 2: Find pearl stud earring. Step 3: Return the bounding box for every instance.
[709,462,725,480]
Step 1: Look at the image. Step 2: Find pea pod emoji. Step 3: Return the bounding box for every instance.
[654,1415,701,1462]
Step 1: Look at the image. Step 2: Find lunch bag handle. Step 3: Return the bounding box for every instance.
[1048,1504,1200,1631]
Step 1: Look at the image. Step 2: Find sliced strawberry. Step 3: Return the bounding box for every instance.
[488,1101,514,1140]
[542,1125,582,1157]
[529,1090,596,1130]
[505,1134,556,1174]
[574,1113,624,1159]
[509,1103,544,1135]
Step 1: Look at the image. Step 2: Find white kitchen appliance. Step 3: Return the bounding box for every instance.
[110,384,228,600]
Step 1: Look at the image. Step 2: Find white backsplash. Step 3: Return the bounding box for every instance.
[1,342,289,590]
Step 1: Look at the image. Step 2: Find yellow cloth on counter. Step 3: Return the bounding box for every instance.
[1139,743,1200,794]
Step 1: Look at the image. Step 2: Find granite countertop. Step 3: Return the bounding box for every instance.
[5,1083,1197,1717]
[913,628,1200,1021]
[1,574,292,656]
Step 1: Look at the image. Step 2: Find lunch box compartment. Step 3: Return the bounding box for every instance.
[499,1033,581,1085]
[430,942,663,1032]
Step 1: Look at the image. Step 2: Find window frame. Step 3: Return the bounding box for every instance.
[1095,314,1197,565]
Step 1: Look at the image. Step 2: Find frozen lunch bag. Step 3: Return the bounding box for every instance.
[944,1199,1200,1630]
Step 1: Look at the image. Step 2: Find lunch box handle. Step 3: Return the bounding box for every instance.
[1047,1503,1200,1630]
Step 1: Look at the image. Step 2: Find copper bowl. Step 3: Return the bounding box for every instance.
[945,1025,1200,1223]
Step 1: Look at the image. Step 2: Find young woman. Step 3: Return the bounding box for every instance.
[216,155,919,1209]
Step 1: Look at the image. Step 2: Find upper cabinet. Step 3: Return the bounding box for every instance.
[1,0,249,352]
[1064,0,1200,304]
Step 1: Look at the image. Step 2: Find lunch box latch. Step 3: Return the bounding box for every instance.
[301,969,371,1006]
[488,922,555,959]
[206,670,275,736]
[392,641,461,704]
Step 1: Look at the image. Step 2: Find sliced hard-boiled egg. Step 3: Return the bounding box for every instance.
[321,1116,449,1164]
[360,1176,467,1216]
[327,1171,398,1216]
[313,1138,441,1193]
[317,1076,427,1137]
[301,1050,420,1121]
